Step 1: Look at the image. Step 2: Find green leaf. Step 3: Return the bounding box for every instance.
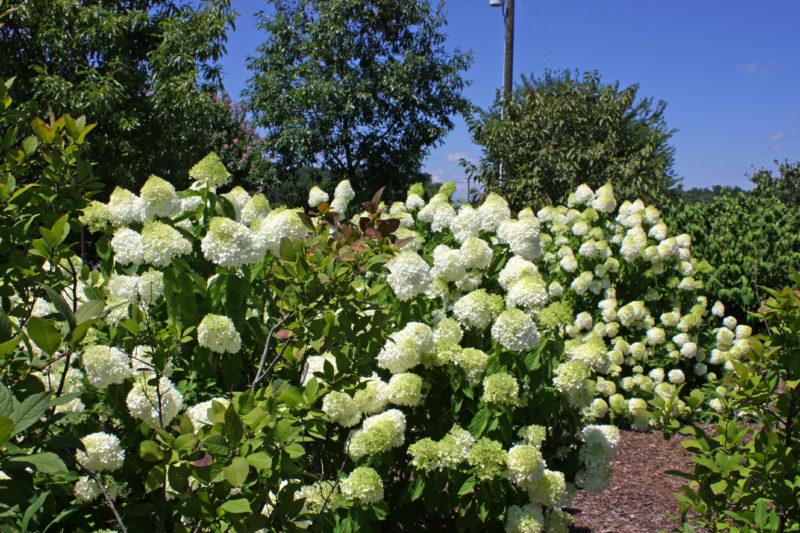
[0,383,14,417]
[42,285,75,329]
[0,335,20,359]
[710,479,728,495]
[0,309,12,342]
[74,299,104,324]
[284,443,304,459]
[219,498,251,514]
[49,214,70,246]
[202,434,229,455]
[468,407,491,438]
[224,405,243,443]
[42,506,80,533]
[30,118,55,144]
[168,463,190,492]
[140,440,164,462]
[11,391,50,435]
[223,457,250,487]
[145,464,166,492]
[21,135,38,157]
[21,489,49,533]
[457,475,477,496]
[25,317,62,354]
[410,476,425,501]
[0,416,14,445]
[246,452,272,472]
[9,452,67,473]
[279,237,297,262]
[70,318,98,344]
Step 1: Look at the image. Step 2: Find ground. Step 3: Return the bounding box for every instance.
[568,429,695,533]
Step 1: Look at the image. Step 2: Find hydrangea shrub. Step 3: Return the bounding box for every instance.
[0,149,750,531]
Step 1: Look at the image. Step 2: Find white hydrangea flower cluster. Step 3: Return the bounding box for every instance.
[408,424,475,471]
[482,373,520,404]
[82,345,132,388]
[107,187,145,227]
[504,503,545,533]
[340,466,384,504]
[505,444,546,491]
[76,432,125,472]
[126,376,184,427]
[328,179,356,214]
[197,314,241,354]
[240,194,271,226]
[386,372,423,406]
[347,409,406,460]
[201,217,265,267]
[491,308,540,351]
[140,221,192,267]
[256,208,309,255]
[418,193,456,232]
[385,250,432,302]
[308,186,329,207]
[185,398,229,432]
[140,175,180,220]
[453,289,502,330]
[576,424,620,494]
[376,322,434,374]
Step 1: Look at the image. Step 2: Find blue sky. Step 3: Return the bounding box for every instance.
[221,1,800,197]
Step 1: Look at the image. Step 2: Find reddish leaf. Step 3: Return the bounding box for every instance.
[371,187,385,206]
[276,329,291,340]
[297,212,315,231]
[395,237,414,248]
[192,452,212,467]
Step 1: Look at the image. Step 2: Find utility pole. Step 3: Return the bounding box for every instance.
[493,0,515,186]
[503,0,515,106]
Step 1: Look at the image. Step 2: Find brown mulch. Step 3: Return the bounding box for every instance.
[568,429,696,533]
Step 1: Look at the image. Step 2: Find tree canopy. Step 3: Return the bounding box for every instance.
[463,70,679,210]
[0,0,241,191]
[244,0,472,200]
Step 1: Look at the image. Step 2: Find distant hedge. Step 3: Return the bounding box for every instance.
[663,190,800,325]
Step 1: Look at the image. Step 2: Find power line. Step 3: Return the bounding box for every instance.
[516,0,561,71]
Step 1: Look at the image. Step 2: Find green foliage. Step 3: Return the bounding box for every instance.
[245,0,473,201]
[675,185,742,205]
[750,159,800,208]
[0,76,100,326]
[268,167,338,209]
[463,70,679,210]
[663,189,800,324]
[665,271,800,532]
[0,77,103,532]
[0,0,242,192]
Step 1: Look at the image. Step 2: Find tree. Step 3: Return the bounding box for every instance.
[208,92,272,189]
[0,0,241,191]
[463,70,679,210]
[244,0,472,201]
[750,159,800,208]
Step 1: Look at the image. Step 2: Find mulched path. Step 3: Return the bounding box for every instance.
[568,429,696,533]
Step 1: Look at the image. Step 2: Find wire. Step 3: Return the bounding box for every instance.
[516,0,561,71]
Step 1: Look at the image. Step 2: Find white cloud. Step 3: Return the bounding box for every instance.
[736,61,774,76]
[444,150,476,164]
[768,130,799,151]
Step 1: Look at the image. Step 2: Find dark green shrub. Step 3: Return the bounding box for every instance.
[463,70,679,210]
[663,190,800,325]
